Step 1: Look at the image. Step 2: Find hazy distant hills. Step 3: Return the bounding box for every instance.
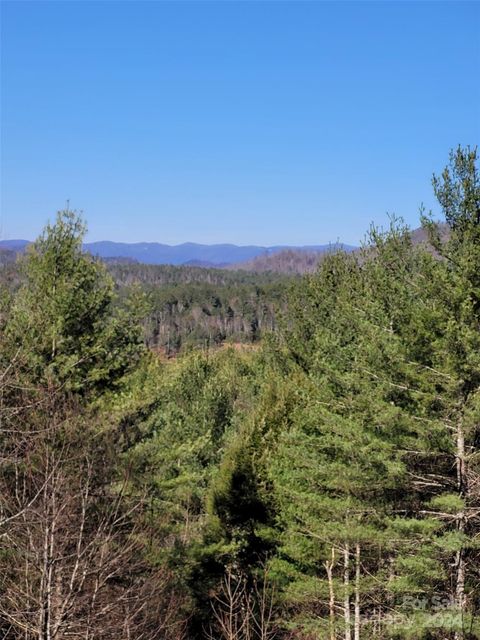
[0,240,30,252]
[87,241,358,266]
[0,239,356,267]
[226,224,449,273]
[0,226,447,274]
[228,246,352,273]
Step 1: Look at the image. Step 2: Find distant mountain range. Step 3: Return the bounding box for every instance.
[0,225,448,274]
[0,239,356,267]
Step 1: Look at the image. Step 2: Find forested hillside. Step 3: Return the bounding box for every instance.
[111,264,292,353]
[0,257,293,355]
[229,248,327,274]
[1,147,479,639]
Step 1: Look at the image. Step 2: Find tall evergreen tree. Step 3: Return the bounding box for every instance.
[5,209,145,392]
[271,166,480,638]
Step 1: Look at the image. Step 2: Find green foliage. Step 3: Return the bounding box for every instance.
[5,210,145,392]
[264,148,480,638]
[2,147,479,639]
[432,145,480,233]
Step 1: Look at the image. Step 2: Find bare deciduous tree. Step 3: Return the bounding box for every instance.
[208,565,278,640]
[0,382,186,640]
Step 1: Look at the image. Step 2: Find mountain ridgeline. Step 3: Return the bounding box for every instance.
[0,238,356,269]
[1,147,479,639]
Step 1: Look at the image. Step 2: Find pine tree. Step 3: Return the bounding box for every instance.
[270,242,421,638]
[0,212,184,639]
[269,147,480,639]
[5,209,145,393]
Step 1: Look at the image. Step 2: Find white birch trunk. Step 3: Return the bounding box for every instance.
[344,544,351,640]
[354,543,361,640]
[454,421,467,640]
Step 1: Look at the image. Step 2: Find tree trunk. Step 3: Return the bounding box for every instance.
[325,547,336,640]
[454,421,467,640]
[354,543,361,640]
[344,544,351,640]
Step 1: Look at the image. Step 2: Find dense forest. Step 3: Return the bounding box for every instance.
[1,146,479,639]
[109,263,293,354]
[0,247,294,355]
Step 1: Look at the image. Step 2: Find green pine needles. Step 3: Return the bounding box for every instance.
[1,147,479,639]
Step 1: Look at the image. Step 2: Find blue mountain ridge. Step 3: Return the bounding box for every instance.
[0,239,356,266]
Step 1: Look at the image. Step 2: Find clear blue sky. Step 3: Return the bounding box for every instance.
[1,1,479,246]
